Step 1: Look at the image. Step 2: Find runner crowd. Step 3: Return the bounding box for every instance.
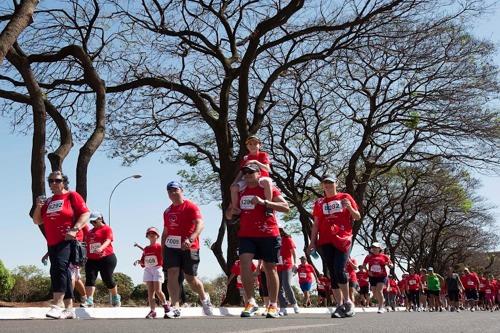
[33,135,499,319]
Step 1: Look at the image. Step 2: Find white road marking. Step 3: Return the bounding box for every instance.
[226,323,338,333]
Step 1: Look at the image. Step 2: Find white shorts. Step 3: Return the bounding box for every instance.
[69,264,81,281]
[143,266,164,282]
[237,177,273,192]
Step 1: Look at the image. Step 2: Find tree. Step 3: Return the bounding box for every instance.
[0,260,14,300]
[0,0,38,64]
[10,265,51,302]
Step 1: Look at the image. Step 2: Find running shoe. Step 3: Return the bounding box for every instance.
[46,305,63,319]
[61,308,75,319]
[377,307,386,314]
[266,305,279,318]
[111,294,121,307]
[293,304,300,314]
[80,297,94,308]
[163,303,171,314]
[241,303,259,317]
[343,301,355,317]
[201,293,213,316]
[332,304,346,318]
[279,307,288,316]
[165,308,181,319]
[145,310,157,319]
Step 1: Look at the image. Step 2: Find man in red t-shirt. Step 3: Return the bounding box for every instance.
[162,181,213,318]
[297,256,317,307]
[460,267,480,311]
[226,163,290,318]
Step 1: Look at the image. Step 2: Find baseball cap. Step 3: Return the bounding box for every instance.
[371,242,383,249]
[145,227,160,237]
[428,267,434,271]
[89,211,103,222]
[241,163,260,173]
[166,181,183,191]
[245,135,261,143]
[322,174,337,182]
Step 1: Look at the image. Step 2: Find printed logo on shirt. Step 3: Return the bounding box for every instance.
[277,256,283,265]
[144,255,158,267]
[322,200,343,215]
[168,214,179,227]
[47,200,64,214]
[240,195,256,210]
[370,264,382,273]
[165,235,182,249]
[90,243,101,254]
[299,273,307,278]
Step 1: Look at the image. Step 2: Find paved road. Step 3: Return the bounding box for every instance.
[2,311,500,333]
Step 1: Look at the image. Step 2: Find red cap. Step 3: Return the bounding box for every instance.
[145,227,160,237]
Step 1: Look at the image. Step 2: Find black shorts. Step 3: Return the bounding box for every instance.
[163,247,200,276]
[369,276,387,287]
[360,285,369,295]
[479,291,485,301]
[447,289,459,302]
[465,289,478,301]
[350,281,360,291]
[318,290,328,298]
[238,237,281,263]
[428,289,440,297]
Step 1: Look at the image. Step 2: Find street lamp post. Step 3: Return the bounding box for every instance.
[108,174,142,226]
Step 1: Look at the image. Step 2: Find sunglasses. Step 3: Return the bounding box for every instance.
[48,178,63,184]
[242,169,256,175]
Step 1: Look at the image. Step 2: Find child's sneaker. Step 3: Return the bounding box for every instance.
[111,294,121,307]
[80,297,94,308]
[145,310,156,319]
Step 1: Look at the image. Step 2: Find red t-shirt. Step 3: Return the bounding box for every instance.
[346,258,358,282]
[406,274,421,291]
[231,260,256,288]
[479,276,487,292]
[398,277,408,291]
[356,271,369,287]
[317,276,331,291]
[297,263,315,283]
[163,199,202,250]
[312,193,358,247]
[240,152,271,177]
[85,225,114,260]
[461,273,480,290]
[41,191,89,246]
[388,278,399,294]
[76,224,89,242]
[484,281,496,296]
[277,236,296,271]
[363,253,391,278]
[140,243,163,268]
[238,186,281,238]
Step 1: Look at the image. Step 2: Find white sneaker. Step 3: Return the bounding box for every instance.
[279,308,288,316]
[293,304,300,314]
[343,301,355,317]
[377,307,386,314]
[46,305,63,319]
[61,309,75,319]
[201,293,213,316]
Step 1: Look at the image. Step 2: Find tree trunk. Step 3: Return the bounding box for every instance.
[0,0,38,65]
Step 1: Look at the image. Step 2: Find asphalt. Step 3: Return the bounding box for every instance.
[2,311,499,333]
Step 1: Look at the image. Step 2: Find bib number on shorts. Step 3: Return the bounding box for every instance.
[144,255,158,267]
[89,243,101,254]
[370,264,382,273]
[240,195,256,210]
[47,200,64,214]
[322,200,343,215]
[165,235,182,249]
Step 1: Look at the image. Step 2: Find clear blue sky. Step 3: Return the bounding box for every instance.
[0,4,499,285]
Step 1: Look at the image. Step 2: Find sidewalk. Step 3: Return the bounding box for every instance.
[0,306,404,319]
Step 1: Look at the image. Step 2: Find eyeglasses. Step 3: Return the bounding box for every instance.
[48,178,63,184]
[242,170,256,175]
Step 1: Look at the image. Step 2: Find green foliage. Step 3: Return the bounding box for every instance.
[10,265,51,302]
[202,274,228,306]
[130,283,148,305]
[0,260,14,300]
[94,272,134,304]
[404,111,420,129]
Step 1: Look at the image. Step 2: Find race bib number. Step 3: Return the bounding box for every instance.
[299,273,307,279]
[47,200,64,214]
[240,195,256,210]
[409,280,416,286]
[370,264,382,273]
[322,200,343,215]
[467,281,474,286]
[480,284,485,288]
[144,255,158,267]
[90,243,101,254]
[165,235,182,249]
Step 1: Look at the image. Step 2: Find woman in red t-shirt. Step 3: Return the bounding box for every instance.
[363,242,393,314]
[297,256,317,307]
[277,229,299,315]
[83,212,121,308]
[33,171,90,319]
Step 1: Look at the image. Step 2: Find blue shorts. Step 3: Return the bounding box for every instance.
[238,237,281,263]
[300,282,312,292]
